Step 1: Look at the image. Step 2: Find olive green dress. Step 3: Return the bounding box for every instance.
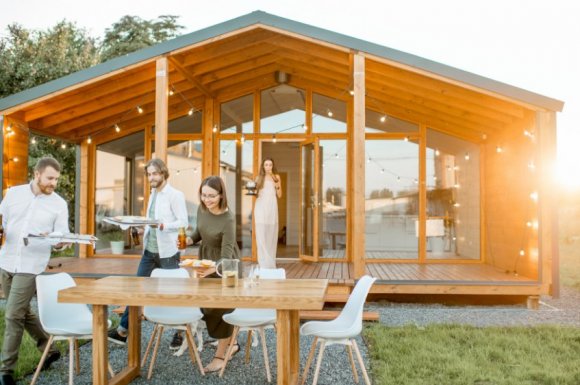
[191,207,240,339]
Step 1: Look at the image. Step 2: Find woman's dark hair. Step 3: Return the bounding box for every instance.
[199,175,228,211]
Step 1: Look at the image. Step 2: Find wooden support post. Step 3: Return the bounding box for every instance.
[202,97,214,178]
[79,141,90,258]
[527,295,540,310]
[352,53,366,278]
[154,57,169,162]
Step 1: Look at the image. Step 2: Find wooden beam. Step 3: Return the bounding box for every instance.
[79,141,89,258]
[168,56,214,98]
[418,124,427,262]
[155,57,169,161]
[202,97,214,177]
[352,53,366,279]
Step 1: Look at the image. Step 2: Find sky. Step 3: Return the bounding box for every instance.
[1,0,579,187]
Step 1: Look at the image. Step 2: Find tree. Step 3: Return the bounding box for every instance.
[0,21,100,98]
[100,15,183,61]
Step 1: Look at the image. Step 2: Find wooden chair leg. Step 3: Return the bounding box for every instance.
[219,326,240,378]
[141,324,159,367]
[245,329,253,364]
[74,338,80,375]
[299,337,318,385]
[185,324,205,375]
[31,335,54,385]
[352,339,371,385]
[258,327,271,383]
[147,325,164,380]
[312,340,326,385]
[347,343,359,384]
[68,337,74,385]
[108,363,115,377]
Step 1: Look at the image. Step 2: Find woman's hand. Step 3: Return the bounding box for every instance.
[196,266,216,278]
[175,236,194,249]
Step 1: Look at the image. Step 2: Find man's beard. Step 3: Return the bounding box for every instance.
[38,182,55,195]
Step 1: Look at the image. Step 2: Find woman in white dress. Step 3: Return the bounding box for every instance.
[254,158,282,268]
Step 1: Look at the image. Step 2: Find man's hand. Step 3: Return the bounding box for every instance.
[53,242,71,250]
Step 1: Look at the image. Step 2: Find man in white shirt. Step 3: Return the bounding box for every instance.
[108,158,188,346]
[0,157,69,385]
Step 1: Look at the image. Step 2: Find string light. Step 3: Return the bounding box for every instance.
[530,191,538,202]
[9,157,19,162]
[61,143,67,149]
[31,137,36,145]
[435,149,440,156]
[327,110,333,118]
[213,125,218,133]
[272,134,277,143]
[188,108,194,116]
[380,115,387,123]
[137,106,144,114]
[115,124,121,133]
[464,152,470,161]
[496,146,503,153]
[87,136,92,144]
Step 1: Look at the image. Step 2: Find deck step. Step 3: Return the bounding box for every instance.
[300,310,379,321]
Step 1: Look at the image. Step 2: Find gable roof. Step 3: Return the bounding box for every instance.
[0,10,563,113]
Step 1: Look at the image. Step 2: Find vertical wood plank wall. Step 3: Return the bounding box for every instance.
[484,113,540,279]
[2,117,29,191]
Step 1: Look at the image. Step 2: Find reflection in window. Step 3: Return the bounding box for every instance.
[365,109,418,133]
[220,139,254,256]
[261,85,305,134]
[320,140,347,260]
[221,94,253,133]
[426,129,480,259]
[365,140,419,259]
[95,131,145,254]
[312,94,346,133]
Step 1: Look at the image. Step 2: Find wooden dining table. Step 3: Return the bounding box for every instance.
[58,276,328,385]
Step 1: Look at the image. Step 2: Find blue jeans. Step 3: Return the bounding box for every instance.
[119,249,180,331]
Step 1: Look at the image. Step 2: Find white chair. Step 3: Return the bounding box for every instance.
[32,272,114,385]
[141,268,205,379]
[299,275,376,385]
[219,268,286,382]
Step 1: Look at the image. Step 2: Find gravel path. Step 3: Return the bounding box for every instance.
[3,288,578,384]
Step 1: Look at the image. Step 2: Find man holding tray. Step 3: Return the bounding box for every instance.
[108,158,188,348]
[0,157,69,385]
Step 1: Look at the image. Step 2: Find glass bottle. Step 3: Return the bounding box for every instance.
[178,227,187,250]
[131,226,140,246]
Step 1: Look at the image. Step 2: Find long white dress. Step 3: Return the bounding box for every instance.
[254,179,278,268]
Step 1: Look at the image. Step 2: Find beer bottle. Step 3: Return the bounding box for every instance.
[0,215,4,246]
[131,226,140,246]
[178,227,187,250]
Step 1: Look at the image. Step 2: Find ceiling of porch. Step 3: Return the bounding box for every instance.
[4,25,545,144]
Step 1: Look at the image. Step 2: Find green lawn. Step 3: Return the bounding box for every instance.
[365,324,580,385]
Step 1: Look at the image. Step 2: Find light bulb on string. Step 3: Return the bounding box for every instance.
[87,136,92,144]
[435,149,440,156]
[272,134,277,143]
[188,108,194,116]
[31,137,36,145]
[496,146,503,153]
[212,125,218,133]
[380,115,387,123]
[464,152,470,161]
[327,110,333,118]
[137,106,144,114]
[404,136,409,142]
[115,124,121,133]
[61,143,67,149]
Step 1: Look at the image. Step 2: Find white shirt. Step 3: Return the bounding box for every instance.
[142,183,188,259]
[0,183,69,274]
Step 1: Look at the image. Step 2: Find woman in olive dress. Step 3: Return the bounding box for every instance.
[186,175,241,372]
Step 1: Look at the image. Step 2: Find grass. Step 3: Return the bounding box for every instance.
[364,324,580,385]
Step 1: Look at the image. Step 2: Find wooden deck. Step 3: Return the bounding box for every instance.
[46,256,541,300]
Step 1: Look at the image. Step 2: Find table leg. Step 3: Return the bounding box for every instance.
[92,305,109,385]
[277,310,300,385]
[127,306,142,368]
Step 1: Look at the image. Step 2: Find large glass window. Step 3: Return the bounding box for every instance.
[220,139,254,256]
[221,94,253,134]
[260,85,306,134]
[320,140,347,260]
[95,131,145,254]
[426,129,480,260]
[312,93,347,133]
[365,139,419,259]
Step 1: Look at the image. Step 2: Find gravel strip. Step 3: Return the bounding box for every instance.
[2,288,577,384]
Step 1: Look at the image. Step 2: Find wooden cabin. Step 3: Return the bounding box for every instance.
[0,11,564,306]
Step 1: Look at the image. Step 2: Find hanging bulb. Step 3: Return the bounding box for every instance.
[212,125,218,133]
[137,105,144,114]
[169,87,175,96]
[240,135,245,144]
[380,115,387,123]
[519,249,525,256]
[61,143,67,149]
[404,136,409,142]
[188,108,194,116]
[530,191,538,202]
[327,110,333,117]
[87,136,92,144]
[526,221,533,227]
[272,134,277,143]
[303,124,308,131]
[31,137,36,145]
[496,146,503,153]
[464,152,470,161]
[115,124,121,133]
[10,157,19,162]
[367,157,371,163]
[528,160,535,170]
[435,149,440,156]
[349,89,355,96]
